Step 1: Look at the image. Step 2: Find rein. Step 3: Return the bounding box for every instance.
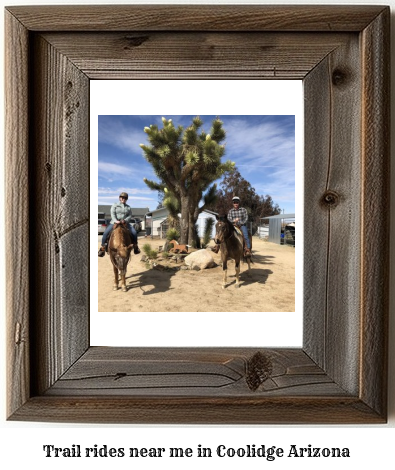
[217,222,238,244]
[223,229,235,242]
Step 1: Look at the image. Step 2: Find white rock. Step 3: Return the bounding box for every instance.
[184,249,217,270]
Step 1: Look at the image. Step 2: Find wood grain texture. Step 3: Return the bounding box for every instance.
[41,32,351,80]
[10,396,384,425]
[5,5,386,32]
[360,9,390,418]
[29,34,90,396]
[304,36,362,395]
[5,10,31,420]
[46,347,344,397]
[5,5,389,424]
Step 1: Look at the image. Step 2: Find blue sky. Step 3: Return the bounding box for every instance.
[98,115,295,214]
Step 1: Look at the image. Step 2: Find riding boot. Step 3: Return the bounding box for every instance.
[244,248,252,257]
[98,245,106,257]
[211,244,220,254]
[133,243,141,255]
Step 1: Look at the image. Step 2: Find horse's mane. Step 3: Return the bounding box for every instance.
[218,214,236,232]
[218,214,231,224]
[110,223,132,247]
[114,223,127,231]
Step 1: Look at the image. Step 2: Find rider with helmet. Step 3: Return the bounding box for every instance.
[98,192,140,257]
[227,196,252,256]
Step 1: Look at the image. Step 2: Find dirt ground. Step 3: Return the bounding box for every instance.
[98,235,295,312]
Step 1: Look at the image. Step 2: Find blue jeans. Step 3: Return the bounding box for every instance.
[101,223,137,246]
[240,225,251,249]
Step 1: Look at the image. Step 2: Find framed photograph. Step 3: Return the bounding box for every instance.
[5,5,389,423]
[91,82,302,346]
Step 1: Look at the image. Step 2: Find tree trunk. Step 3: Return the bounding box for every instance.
[188,212,197,248]
[168,216,181,233]
[187,198,202,248]
[180,194,190,244]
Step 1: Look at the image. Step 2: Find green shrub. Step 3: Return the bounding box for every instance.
[142,243,158,259]
[203,218,215,247]
[166,228,180,241]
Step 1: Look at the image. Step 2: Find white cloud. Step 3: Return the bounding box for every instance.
[221,117,295,213]
[98,161,133,176]
[98,186,154,197]
[225,118,295,168]
[98,160,154,185]
[98,118,144,154]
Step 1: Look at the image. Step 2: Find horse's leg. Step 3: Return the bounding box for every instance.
[235,258,240,288]
[222,258,227,289]
[113,265,119,290]
[246,257,251,276]
[121,272,127,292]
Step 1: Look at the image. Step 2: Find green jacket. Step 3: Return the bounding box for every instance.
[110,202,133,224]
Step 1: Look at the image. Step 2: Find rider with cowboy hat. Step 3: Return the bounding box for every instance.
[98,191,140,257]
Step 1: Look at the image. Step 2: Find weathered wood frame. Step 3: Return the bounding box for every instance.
[5,5,389,423]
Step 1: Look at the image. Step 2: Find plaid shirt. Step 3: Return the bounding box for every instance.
[228,206,248,226]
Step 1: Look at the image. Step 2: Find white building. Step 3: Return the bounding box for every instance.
[145,208,218,239]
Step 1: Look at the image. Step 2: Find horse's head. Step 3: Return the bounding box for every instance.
[110,243,133,275]
[114,222,127,232]
[109,224,133,275]
[214,214,232,244]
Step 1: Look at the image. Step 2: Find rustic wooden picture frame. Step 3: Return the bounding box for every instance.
[5,5,389,424]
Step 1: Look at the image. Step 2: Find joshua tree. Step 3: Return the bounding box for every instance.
[141,116,234,244]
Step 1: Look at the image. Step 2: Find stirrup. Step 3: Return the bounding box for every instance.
[133,244,141,254]
[98,246,105,257]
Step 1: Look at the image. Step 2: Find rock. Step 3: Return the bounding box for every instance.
[152,262,167,271]
[184,249,217,270]
[171,254,188,263]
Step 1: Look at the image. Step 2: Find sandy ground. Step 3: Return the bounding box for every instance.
[98,235,295,312]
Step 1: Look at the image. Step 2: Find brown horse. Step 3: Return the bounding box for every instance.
[108,223,133,292]
[214,215,252,289]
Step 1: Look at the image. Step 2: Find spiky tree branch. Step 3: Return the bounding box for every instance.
[140,116,234,244]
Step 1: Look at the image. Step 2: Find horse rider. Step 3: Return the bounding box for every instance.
[98,192,141,257]
[212,196,252,256]
[227,196,252,256]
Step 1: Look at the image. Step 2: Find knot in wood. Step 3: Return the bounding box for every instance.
[332,68,348,87]
[123,35,149,49]
[321,190,340,208]
[246,351,273,391]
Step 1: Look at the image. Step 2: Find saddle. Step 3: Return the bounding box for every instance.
[233,225,251,257]
[234,226,243,237]
[106,224,128,252]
